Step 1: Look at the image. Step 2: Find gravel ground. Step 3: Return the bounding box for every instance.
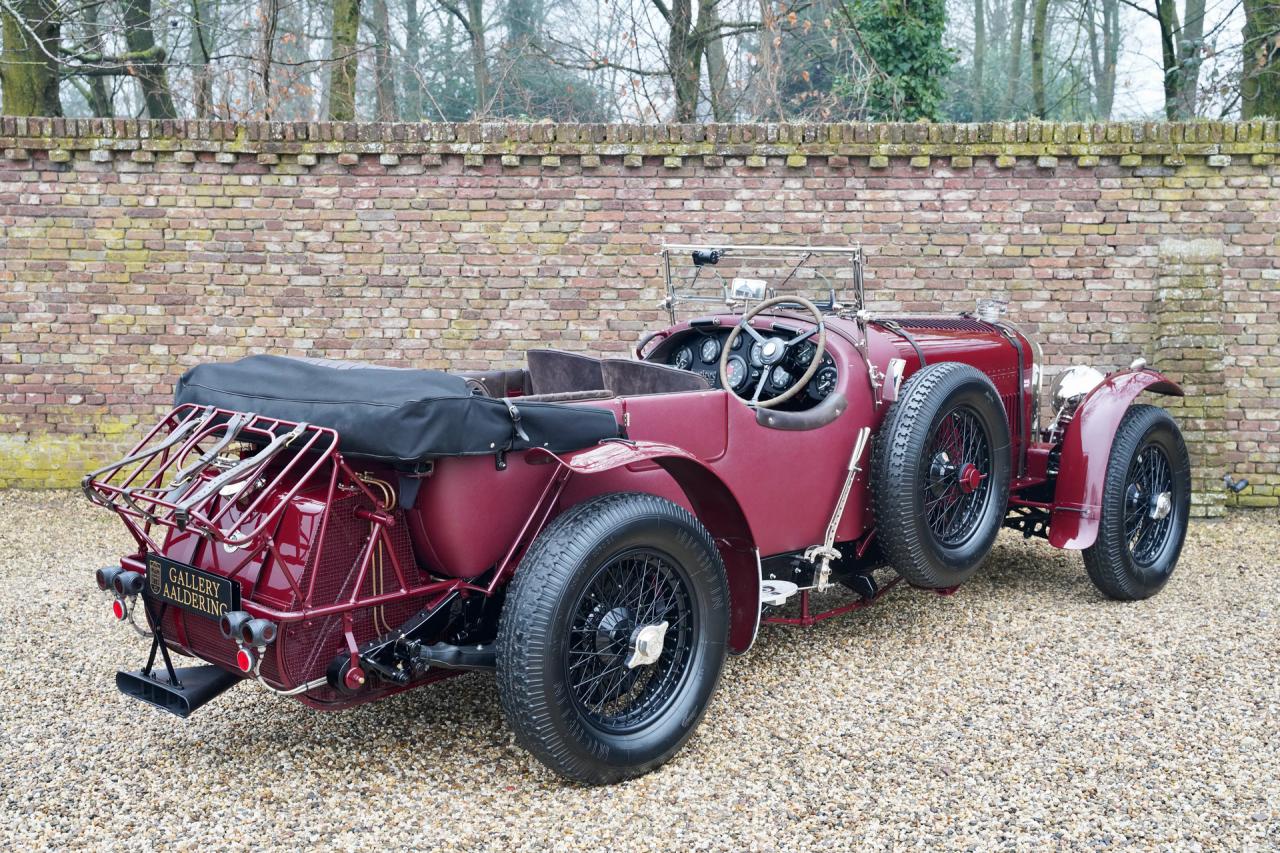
[2,490,1277,851]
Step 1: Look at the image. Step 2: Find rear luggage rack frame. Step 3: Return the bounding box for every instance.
[83,403,341,554]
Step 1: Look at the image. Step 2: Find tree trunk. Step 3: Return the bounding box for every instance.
[465,0,488,114]
[667,0,702,122]
[973,0,986,119]
[85,1,114,116]
[1156,0,1182,118]
[1004,0,1027,114]
[119,0,178,119]
[189,0,213,118]
[1174,0,1206,117]
[1098,0,1119,117]
[1243,0,1280,117]
[751,0,779,119]
[704,3,731,121]
[259,0,279,118]
[372,0,396,120]
[0,0,63,116]
[403,0,423,119]
[328,0,360,120]
[1030,0,1049,117]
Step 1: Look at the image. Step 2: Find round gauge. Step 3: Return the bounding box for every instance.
[792,341,816,367]
[725,355,749,391]
[730,333,743,350]
[770,365,792,388]
[700,337,721,363]
[750,341,764,366]
[671,346,693,371]
[809,365,838,399]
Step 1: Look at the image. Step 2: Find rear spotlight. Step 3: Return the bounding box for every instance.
[111,598,127,621]
[219,610,251,641]
[235,647,256,674]
[96,566,124,592]
[112,570,145,596]
[239,618,277,647]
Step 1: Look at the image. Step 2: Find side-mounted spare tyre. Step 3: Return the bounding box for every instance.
[496,492,729,785]
[871,362,1012,588]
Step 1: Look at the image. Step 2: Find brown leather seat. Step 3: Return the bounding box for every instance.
[601,359,710,396]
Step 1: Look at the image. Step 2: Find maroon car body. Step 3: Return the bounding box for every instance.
[85,245,1192,783]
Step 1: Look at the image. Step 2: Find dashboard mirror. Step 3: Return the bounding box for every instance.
[730,278,767,302]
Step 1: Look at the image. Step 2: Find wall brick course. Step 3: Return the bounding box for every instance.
[0,120,1276,509]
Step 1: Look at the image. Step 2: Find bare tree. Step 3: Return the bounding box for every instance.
[372,0,397,118]
[1084,0,1119,117]
[328,0,360,119]
[1030,0,1048,115]
[1243,0,1280,116]
[972,0,987,117]
[1,0,63,115]
[118,0,179,118]
[1003,0,1027,113]
[437,0,489,113]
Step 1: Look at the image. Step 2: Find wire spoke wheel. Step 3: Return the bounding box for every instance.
[565,548,695,733]
[1121,443,1175,568]
[1082,404,1191,601]
[921,405,993,548]
[497,492,729,785]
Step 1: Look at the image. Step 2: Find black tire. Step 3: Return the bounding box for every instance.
[1082,405,1191,600]
[871,362,1012,588]
[496,492,729,785]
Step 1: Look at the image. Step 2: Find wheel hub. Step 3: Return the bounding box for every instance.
[1149,491,1173,520]
[594,607,632,654]
[929,451,955,489]
[624,621,670,669]
[958,462,985,494]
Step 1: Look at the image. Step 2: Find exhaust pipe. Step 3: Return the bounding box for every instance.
[239,618,277,646]
[113,570,145,596]
[116,665,241,718]
[96,566,124,591]
[219,610,251,641]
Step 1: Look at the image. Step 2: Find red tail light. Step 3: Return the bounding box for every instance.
[235,648,256,674]
[111,599,127,621]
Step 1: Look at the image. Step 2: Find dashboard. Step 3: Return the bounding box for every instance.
[656,326,838,408]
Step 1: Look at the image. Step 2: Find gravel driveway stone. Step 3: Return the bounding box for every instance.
[2,490,1276,850]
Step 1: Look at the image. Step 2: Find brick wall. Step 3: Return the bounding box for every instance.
[1,118,1276,512]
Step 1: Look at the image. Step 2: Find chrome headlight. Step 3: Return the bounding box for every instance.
[1051,365,1106,414]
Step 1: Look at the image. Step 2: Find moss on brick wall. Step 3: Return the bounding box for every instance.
[1,119,1277,508]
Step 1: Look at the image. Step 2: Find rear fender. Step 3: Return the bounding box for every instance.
[545,441,760,654]
[1049,369,1184,549]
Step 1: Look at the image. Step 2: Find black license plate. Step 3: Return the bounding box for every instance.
[144,553,241,620]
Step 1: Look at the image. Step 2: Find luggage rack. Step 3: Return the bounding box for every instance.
[82,403,342,555]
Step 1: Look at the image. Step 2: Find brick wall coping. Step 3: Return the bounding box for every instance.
[2,119,1279,162]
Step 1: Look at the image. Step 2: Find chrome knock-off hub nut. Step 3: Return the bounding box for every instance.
[625,621,670,669]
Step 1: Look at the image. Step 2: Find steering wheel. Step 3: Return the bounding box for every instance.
[719,295,827,409]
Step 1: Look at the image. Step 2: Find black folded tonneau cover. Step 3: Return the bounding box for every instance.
[175,355,619,464]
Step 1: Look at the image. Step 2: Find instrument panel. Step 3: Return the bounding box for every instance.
[662,327,838,406]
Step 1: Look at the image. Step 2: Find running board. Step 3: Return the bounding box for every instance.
[116,665,241,718]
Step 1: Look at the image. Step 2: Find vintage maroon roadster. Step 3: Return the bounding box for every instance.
[85,244,1191,784]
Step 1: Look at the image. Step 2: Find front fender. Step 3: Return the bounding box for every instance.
[543,441,761,654]
[1049,369,1184,549]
